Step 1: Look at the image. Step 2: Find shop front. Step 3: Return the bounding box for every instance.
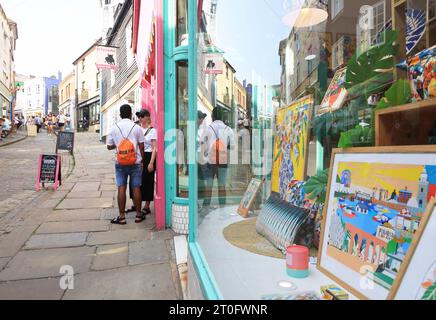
[168,0,436,301]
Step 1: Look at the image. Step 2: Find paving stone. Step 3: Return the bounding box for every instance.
[46,209,102,222]
[128,240,170,266]
[62,263,178,300]
[56,198,113,210]
[101,191,116,198]
[100,184,116,191]
[86,229,151,246]
[0,278,65,300]
[49,191,69,199]
[0,257,10,270]
[36,220,109,234]
[91,243,128,271]
[40,199,61,209]
[65,191,102,199]
[70,182,101,192]
[24,233,88,249]
[151,229,177,241]
[0,225,38,258]
[0,246,95,281]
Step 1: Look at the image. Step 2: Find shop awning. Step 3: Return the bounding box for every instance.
[134,0,154,79]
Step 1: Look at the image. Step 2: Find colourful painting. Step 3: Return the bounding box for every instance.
[407,45,436,101]
[238,178,264,218]
[318,147,436,300]
[317,68,348,116]
[389,199,436,300]
[271,96,312,203]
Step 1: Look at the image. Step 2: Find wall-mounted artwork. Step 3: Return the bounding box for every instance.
[407,45,436,101]
[271,96,313,203]
[238,178,264,218]
[318,146,436,300]
[389,198,436,300]
[406,8,427,55]
[317,68,348,116]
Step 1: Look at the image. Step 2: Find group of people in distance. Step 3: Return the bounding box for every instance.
[26,111,71,134]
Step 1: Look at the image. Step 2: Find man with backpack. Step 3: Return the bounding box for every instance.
[107,104,145,225]
[200,107,235,209]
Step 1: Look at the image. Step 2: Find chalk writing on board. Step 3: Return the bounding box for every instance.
[57,132,74,152]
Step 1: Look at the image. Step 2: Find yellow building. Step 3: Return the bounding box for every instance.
[58,71,76,128]
[234,77,247,117]
[73,39,102,132]
[216,59,235,109]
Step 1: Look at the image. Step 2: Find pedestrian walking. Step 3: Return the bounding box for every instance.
[200,107,235,209]
[106,104,145,225]
[34,115,42,133]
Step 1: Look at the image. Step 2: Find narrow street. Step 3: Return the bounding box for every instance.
[0,132,182,300]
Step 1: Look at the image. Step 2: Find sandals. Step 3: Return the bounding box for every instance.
[141,208,151,216]
[125,206,136,214]
[111,216,127,225]
[135,214,146,223]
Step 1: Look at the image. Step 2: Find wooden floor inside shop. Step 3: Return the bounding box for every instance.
[198,206,357,300]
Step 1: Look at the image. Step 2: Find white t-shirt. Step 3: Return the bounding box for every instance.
[201,120,235,164]
[58,114,66,124]
[107,119,145,164]
[142,127,157,152]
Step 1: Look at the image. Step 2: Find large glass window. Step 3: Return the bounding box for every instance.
[177,61,189,197]
[194,0,436,300]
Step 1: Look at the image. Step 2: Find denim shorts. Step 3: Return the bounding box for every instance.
[115,164,142,188]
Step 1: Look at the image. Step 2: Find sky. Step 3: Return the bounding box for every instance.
[1,0,102,78]
[215,0,296,85]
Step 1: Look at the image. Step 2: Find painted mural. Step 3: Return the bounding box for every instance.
[317,67,348,116]
[326,162,436,291]
[271,96,312,203]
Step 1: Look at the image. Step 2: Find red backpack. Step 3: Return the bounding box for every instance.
[116,124,137,166]
[209,125,228,165]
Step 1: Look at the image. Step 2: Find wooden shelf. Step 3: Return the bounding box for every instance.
[375,99,436,146]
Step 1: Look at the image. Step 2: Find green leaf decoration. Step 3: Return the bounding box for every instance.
[375,79,411,111]
[338,125,373,149]
[344,30,399,98]
[421,283,436,300]
[304,169,329,204]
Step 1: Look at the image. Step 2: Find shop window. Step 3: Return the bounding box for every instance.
[176,61,189,198]
[176,0,188,46]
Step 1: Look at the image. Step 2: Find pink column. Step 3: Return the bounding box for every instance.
[154,0,165,230]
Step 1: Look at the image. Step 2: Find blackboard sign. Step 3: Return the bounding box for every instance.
[37,154,62,191]
[56,131,74,153]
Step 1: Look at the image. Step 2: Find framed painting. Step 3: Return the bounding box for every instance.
[317,67,348,116]
[271,96,313,202]
[388,198,436,300]
[317,146,436,300]
[238,178,264,218]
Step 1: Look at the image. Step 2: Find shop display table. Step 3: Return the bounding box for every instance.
[198,206,357,300]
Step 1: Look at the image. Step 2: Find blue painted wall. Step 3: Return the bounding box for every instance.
[43,75,61,115]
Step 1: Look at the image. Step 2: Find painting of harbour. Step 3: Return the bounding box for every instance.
[326,162,436,290]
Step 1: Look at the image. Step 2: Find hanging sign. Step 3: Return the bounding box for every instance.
[36,154,62,191]
[205,53,224,74]
[96,46,118,70]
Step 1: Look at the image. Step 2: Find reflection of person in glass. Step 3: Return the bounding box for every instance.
[201,107,235,209]
[197,110,208,211]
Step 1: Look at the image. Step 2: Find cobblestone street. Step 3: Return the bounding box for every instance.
[0,132,182,300]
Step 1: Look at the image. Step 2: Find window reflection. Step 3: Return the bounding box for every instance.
[177,61,189,197]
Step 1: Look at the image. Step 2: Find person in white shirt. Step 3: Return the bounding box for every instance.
[200,107,235,209]
[57,112,66,132]
[197,111,208,206]
[136,109,157,216]
[107,104,145,225]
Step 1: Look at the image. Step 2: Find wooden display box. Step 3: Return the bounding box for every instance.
[375,99,436,146]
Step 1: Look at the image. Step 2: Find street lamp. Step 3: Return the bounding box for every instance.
[282,0,328,29]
